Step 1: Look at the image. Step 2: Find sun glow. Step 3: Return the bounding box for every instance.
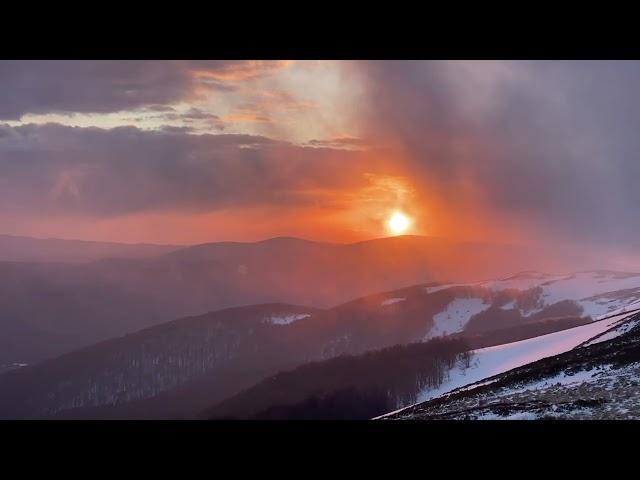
[387,211,411,235]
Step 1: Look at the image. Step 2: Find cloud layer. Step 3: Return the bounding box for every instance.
[0,60,287,120]
[0,123,376,217]
[2,60,640,261]
[352,60,640,250]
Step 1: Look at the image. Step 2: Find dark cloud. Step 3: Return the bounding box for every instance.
[354,60,640,250]
[144,105,178,113]
[0,61,286,120]
[198,78,239,92]
[307,136,369,150]
[152,107,226,130]
[180,107,221,121]
[0,123,367,217]
[157,125,196,135]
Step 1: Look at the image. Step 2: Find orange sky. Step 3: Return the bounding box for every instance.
[1,157,540,248]
[3,60,640,272]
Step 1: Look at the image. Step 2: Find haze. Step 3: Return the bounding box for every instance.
[2,61,640,271]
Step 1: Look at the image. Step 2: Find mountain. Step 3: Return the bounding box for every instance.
[201,318,590,420]
[202,271,640,420]
[0,235,569,365]
[2,269,638,420]
[425,270,640,322]
[379,310,640,420]
[0,234,179,263]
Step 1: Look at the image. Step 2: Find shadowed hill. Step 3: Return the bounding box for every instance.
[0,275,601,420]
[0,234,179,263]
[0,235,559,364]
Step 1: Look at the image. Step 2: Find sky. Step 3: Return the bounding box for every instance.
[1,60,640,267]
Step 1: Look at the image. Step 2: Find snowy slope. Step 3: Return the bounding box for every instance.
[375,309,640,419]
[424,298,491,339]
[425,271,640,321]
[416,310,639,403]
[382,312,640,420]
[414,271,640,342]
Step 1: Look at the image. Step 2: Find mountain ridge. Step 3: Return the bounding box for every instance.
[0,234,575,365]
[3,269,640,420]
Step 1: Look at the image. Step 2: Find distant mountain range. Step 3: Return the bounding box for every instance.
[0,234,180,263]
[2,269,639,420]
[0,234,569,365]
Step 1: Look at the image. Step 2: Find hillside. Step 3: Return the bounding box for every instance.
[201,317,590,420]
[380,311,640,420]
[0,235,565,365]
[2,269,638,419]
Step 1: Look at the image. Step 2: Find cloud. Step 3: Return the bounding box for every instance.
[190,60,291,81]
[157,125,197,134]
[4,60,640,255]
[0,123,373,219]
[306,136,369,150]
[144,105,178,113]
[179,107,221,121]
[151,107,226,130]
[0,61,289,120]
[223,112,273,123]
[222,89,316,126]
[352,60,640,250]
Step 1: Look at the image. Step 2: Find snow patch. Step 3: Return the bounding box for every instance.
[500,300,517,310]
[425,284,467,294]
[424,271,640,322]
[483,273,567,292]
[538,273,640,311]
[425,297,490,340]
[263,314,311,325]
[381,297,406,306]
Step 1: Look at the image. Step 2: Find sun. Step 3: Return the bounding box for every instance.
[387,211,411,235]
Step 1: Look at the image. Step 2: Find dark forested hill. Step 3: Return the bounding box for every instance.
[0,235,561,365]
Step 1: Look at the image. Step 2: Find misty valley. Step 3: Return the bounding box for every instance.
[2,234,640,420]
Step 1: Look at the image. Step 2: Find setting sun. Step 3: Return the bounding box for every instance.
[387,211,411,235]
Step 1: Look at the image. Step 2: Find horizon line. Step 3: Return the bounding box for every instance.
[0,232,490,249]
